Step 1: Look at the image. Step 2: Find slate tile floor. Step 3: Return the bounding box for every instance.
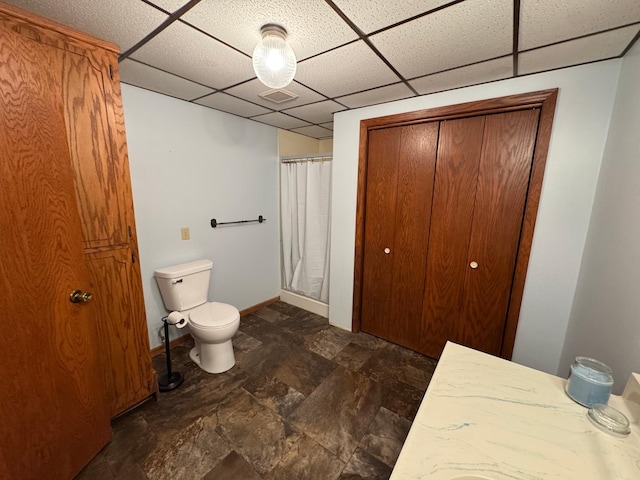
[77,302,437,480]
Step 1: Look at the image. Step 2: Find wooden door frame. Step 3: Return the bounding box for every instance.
[352,89,558,359]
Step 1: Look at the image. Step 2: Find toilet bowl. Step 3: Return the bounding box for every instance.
[154,259,240,374]
[187,301,240,373]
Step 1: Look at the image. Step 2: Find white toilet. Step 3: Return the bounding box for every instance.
[154,259,240,374]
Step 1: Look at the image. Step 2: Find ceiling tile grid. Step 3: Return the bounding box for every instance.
[159,0,358,59]
[225,79,326,111]
[331,0,455,34]
[281,100,346,125]
[336,82,416,108]
[4,0,640,139]
[294,40,401,98]
[520,0,640,50]
[194,92,273,117]
[519,24,640,75]
[6,0,167,51]
[369,0,513,79]
[410,56,514,95]
[130,20,255,89]
[119,59,215,101]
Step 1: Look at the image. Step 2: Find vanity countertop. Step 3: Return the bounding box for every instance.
[391,342,640,480]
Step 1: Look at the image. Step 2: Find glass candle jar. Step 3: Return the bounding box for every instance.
[565,356,614,407]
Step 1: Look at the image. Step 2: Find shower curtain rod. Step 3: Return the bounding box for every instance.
[281,153,332,163]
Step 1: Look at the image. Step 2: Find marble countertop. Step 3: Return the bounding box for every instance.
[391,342,640,480]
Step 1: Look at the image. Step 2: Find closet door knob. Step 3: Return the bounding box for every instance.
[384,248,391,254]
[469,261,479,269]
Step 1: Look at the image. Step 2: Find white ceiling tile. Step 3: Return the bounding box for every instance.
[336,82,415,108]
[519,26,638,75]
[319,122,334,131]
[147,0,187,13]
[409,56,513,95]
[331,0,452,33]
[370,0,512,79]
[291,125,333,139]
[119,59,214,100]
[224,79,326,111]
[131,21,254,89]
[282,100,346,125]
[176,0,358,59]
[520,0,640,50]
[194,92,272,117]
[251,112,311,129]
[295,41,400,98]
[5,0,167,51]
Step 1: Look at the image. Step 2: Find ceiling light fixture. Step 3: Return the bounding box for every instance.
[252,24,297,89]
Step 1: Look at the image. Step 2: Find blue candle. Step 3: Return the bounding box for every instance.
[566,357,613,407]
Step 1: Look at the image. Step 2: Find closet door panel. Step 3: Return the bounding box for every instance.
[62,50,127,249]
[457,109,540,355]
[420,116,485,358]
[388,122,439,349]
[361,128,401,338]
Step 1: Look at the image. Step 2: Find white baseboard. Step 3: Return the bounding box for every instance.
[279,289,329,318]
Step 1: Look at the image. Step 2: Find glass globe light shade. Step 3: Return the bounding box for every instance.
[252,25,297,89]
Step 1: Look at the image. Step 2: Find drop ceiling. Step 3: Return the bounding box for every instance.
[6,0,640,139]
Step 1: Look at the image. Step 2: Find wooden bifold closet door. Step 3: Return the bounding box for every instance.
[359,101,547,359]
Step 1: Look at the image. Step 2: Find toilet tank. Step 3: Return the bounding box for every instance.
[154,259,212,311]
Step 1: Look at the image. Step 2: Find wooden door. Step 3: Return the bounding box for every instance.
[420,110,540,357]
[0,26,111,479]
[360,123,439,351]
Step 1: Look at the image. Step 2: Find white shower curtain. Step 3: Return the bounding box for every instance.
[280,159,331,303]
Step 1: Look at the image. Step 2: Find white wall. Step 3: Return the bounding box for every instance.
[560,42,640,392]
[121,85,280,348]
[329,60,621,376]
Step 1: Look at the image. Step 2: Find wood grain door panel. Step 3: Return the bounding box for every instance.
[86,247,155,416]
[361,128,401,338]
[388,123,439,349]
[457,109,540,355]
[420,116,486,357]
[0,27,110,479]
[62,50,127,249]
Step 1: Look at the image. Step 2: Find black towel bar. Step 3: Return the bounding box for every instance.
[210,215,266,228]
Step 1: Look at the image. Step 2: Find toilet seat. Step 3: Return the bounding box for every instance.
[189,301,239,329]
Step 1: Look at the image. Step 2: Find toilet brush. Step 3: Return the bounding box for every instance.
[158,316,184,392]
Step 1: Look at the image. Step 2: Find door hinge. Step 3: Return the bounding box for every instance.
[128,225,132,238]
[109,65,114,80]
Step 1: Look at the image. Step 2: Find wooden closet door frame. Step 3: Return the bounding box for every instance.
[352,89,558,359]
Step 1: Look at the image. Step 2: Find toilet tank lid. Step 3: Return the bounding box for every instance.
[154,259,213,279]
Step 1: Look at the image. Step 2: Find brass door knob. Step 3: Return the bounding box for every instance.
[469,261,479,269]
[70,289,93,304]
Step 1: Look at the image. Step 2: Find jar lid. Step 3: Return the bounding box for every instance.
[587,404,631,436]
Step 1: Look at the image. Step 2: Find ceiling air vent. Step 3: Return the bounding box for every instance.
[258,88,299,104]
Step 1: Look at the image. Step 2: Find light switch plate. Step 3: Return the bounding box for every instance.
[181,227,190,240]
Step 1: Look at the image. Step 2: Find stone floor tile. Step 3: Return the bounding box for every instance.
[239,313,302,346]
[265,300,301,316]
[232,330,263,361]
[271,345,337,396]
[303,326,355,360]
[334,343,375,372]
[142,414,230,480]
[101,412,159,476]
[252,306,289,323]
[75,455,115,480]
[340,448,392,480]
[242,373,306,417]
[359,346,435,392]
[202,451,262,480]
[359,407,411,467]
[290,366,383,462]
[214,390,300,475]
[276,311,331,338]
[266,435,345,480]
[381,382,425,422]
